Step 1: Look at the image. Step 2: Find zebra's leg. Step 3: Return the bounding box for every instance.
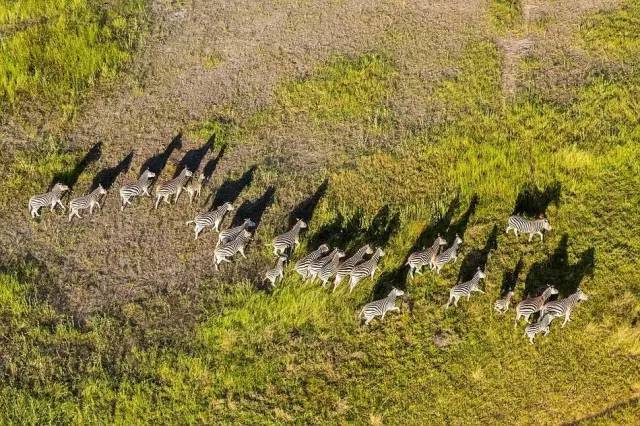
[562,313,570,328]
[445,296,452,309]
[454,296,460,307]
[154,196,161,209]
[239,247,247,258]
[538,232,544,242]
[505,225,511,235]
[175,187,182,203]
[56,199,66,212]
[163,195,171,205]
[514,229,519,238]
[68,211,74,222]
[529,335,535,344]
[528,233,534,242]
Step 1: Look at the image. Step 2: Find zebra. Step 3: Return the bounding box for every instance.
[333,244,374,292]
[154,168,193,209]
[541,288,589,327]
[348,248,385,293]
[119,169,156,211]
[217,218,256,246]
[431,234,463,274]
[493,291,515,314]
[272,219,307,256]
[445,268,486,308]
[506,215,552,242]
[186,202,234,239]
[68,185,107,221]
[317,249,346,288]
[294,244,330,279]
[406,235,447,279]
[213,229,252,271]
[28,183,70,218]
[264,256,287,287]
[306,248,341,282]
[184,173,205,205]
[359,287,405,326]
[524,314,552,344]
[514,285,559,326]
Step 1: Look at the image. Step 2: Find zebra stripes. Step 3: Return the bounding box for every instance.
[29,183,70,218]
[523,314,552,344]
[317,249,346,288]
[213,229,252,271]
[333,244,373,291]
[120,170,156,211]
[294,244,330,279]
[406,235,447,279]
[359,287,404,326]
[154,168,193,209]
[506,215,552,242]
[218,218,256,247]
[445,268,486,308]
[541,288,589,327]
[186,202,234,239]
[68,185,107,221]
[272,219,307,255]
[493,291,515,314]
[307,248,341,282]
[514,285,559,326]
[348,248,385,293]
[264,256,287,287]
[431,234,463,274]
[185,173,205,205]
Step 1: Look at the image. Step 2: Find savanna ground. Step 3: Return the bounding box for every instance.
[0,0,639,423]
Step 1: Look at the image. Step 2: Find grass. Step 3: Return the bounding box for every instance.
[580,1,640,62]
[1,1,640,424]
[0,0,147,123]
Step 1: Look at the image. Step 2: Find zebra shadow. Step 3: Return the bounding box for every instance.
[202,145,226,183]
[456,224,499,284]
[209,165,257,210]
[91,151,133,191]
[173,137,213,178]
[406,192,460,259]
[50,141,102,190]
[512,181,561,218]
[139,132,182,177]
[444,194,479,242]
[500,256,524,296]
[231,186,276,229]
[288,178,329,228]
[524,233,595,297]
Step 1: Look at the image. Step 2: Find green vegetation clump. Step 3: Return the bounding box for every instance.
[0,0,147,120]
[490,0,523,32]
[580,2,640,61]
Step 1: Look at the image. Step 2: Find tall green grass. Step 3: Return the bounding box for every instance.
[0,0,146,121]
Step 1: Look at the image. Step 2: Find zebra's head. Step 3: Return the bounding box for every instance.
[506,290,515,298]
[541,218,552,231]
[336,249,346,258]
[576,288,589,301]
[297,219,307,229]
[364,244,374,255]
[97,185,107,195]
[278,256,288,264]
[475,267,486,279]
[436,235,447,246]
[223,202,234,211]
[244,218,256,228]
[184,169,193,177]
[53,183,70,192]
[143,170,156,178]
[390,287,405,297]
[454,234,463,245]
[318,243,330,253]
[242,229,252,239]
[376,248,385,257]
[546,285,559,296]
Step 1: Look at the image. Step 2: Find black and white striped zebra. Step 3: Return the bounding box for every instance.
[445,268,486,308]
[272,219,307,256]
[493,291,515,314]
[514,285,559,326]
[294,244,330,279]
[184,173,205,205]
[217,218,256,247]
[306,248,341,282]
[524,314,552,344]
[264,256,287,287]
[186,202,234,239]
[317,249,346,288]
[348,248,385,293]
[28,183,70,218]
[506,215,552,242]
[333,244,373,291]
[406,235,447,279]
[119,170,156,211]
[541,288,589,327]
[213,229,252,271]
[359,287,404,326]
[68,185,107,222]
[431,234,463,274]
[154,168,193,209]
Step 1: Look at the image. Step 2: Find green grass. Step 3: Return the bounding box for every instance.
[0,0,147,122]
[490,0,523,32]
[2,2,640,424]
[580,1,640,61]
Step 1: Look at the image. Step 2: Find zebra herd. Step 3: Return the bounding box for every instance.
[28,170,587,344]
